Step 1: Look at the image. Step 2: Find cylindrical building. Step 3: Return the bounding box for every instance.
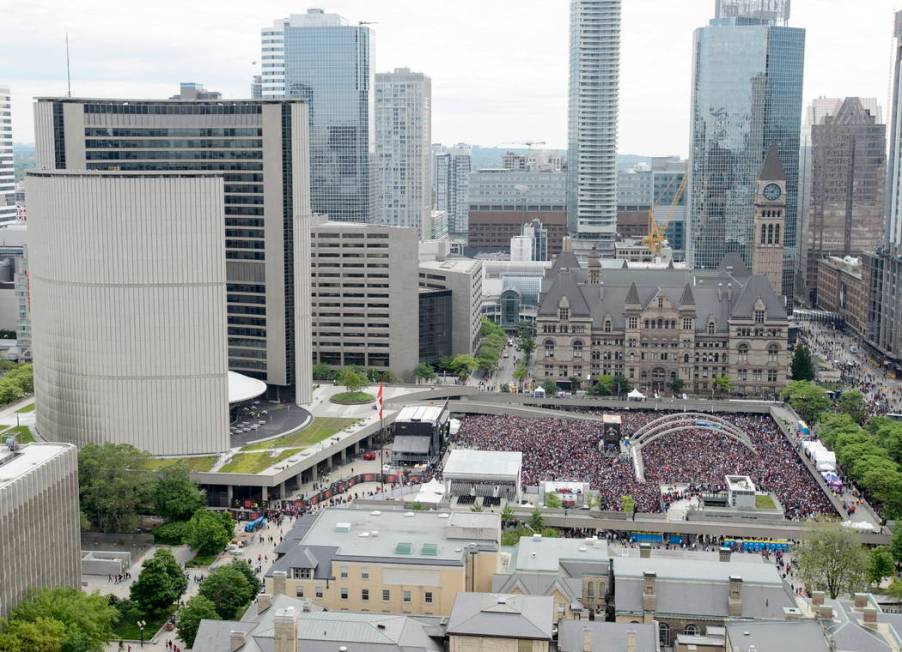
[27,171,229,455]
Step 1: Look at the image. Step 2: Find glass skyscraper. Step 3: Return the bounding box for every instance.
[262,9,375,222]
[687,6,804,301]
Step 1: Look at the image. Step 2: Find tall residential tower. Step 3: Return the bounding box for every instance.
[375,68,432,234]
[687,1,804,302]
[0,87,15,225]
[435,145,471,236]
[261,9,375,222]
[566,0,621,255]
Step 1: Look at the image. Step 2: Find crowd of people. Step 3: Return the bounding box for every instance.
[799,320,902,414]
[448,412,836,519]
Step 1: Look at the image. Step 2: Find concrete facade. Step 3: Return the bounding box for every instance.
[0,442,80,617]
[32,97,313,403]
[310,220,419,377]
[27,171,230,455]
[816,256,870,341]
[0,86,14,226]
[419,258,484,356]
[468,211,566,256]
[435,145,471,236]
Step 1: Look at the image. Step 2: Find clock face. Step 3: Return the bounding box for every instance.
[763,183,782,201]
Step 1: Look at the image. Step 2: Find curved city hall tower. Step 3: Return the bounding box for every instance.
[27,171,230,455]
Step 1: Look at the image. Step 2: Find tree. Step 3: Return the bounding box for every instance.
[176,595,219,648]
[198,566,254,619]
[312,363,338,381]
[791,345,815,381]
[225,560,261,600]
[867,547,895,585]
[413,363,436,383]
[891,525,902,564]
[544,492,562,508]
[130,549,188,616]
[3,587,118,652]
[670,378,684,395]
[185,508,232,556]
[0,616,67,652]
[450,354,478,381]
[338,368,367,393]
[516,321,536,364]
[79,443,154,532]
[512,364,528,385]
[153,464,205,522]
[797,518,869,599]
[542,378,558,396]
[500,505,515,525]
[782,380,832,424]
[620,495,636,514]
[589,374,615,397]
[838,390,869,425]
[528,507,544,531]
[713,374,733,397]
[612,373,632,396]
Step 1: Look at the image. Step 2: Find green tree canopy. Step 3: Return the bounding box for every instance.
[198,566,255,619]
[225,559,261,597]
[512,364,528,384]
[612,373,632,395]
[589,374,614,397]
[450,354,478,381]
[338,368,367,393]
[1,587,117,652]
[176,595,219,648]
[867,547,895,585]
[797,518,869,599]
[670,378,684,395]
[0,616,67,652]
[791,345,815,381]
[544,492,562,508]
[528,507,544,531]
[130,549,188,616]
[838,390,869,425]
[621,495,636,513]
[153,464,205,522]
[185,509,233,556]
[713,374,733,396]
[516,320,536,363]
[413,363,436,382]
[892,524,902,564]
[541,378,558,396]
[79,443,154,532]
[783,380,832,424]
[500,505,515,524]
[312,363,338,381]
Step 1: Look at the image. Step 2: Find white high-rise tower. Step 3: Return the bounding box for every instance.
[0,87,15,225]
[566,0,621,255]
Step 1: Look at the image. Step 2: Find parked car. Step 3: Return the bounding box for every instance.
[362,451,377,461]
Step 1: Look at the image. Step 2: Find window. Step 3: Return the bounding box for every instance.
[659,623,671,646]
[295,587,304,597]
[382,590,391,601]
[573,340,584,358]
[340,566,348,579]
[768,369,778,383]
[544,339,555,357]
[340,588,348,600]
[658,296,664,308]
[604,319,612,333]
[628,317,638,330]
[316,587,324,598]
[424,592,433,604]
[361,567,369,580]
[738,343,749,363]
[403,591,412,603]
[361,589,369,601]
[707,321,716,335]
[682,318,693,330]
[684,624,699,636]
[559,307,569,321]
[755,310,766,324]
[768,344,779,362]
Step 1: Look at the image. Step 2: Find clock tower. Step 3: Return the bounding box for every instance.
[751,144,786,298]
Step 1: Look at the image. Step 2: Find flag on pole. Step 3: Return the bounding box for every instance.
[377,383,384,420]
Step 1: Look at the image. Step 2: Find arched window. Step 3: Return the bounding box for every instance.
[659,622,671,646]
[684,624,699,636]
[707,321,716,335]
[761,225,767,244]
[768,343,779,363]
[604,320,612,333]
[738,343,749,363]
[573,340,584,358]
[774,224,781,243]
[683,353,690,363]
[544,339,555,357]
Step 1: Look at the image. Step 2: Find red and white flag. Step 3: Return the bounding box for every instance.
[377,383,384,420]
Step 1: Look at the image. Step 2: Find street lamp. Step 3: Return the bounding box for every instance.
[136,620,146,648]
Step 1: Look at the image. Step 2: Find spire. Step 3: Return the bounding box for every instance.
[625,282,640,306]
[758,144,785,181]
[679,282,695,307]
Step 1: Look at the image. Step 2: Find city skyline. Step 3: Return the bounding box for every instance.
[2,0,898,155]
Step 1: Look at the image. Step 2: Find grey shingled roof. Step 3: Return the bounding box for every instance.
[725,621,830,652]
[558,622,658,652]
[491,572,583,605]
[732,275,786,319]
[759,143,786,181]
[446,593,554,640]
[267,545,337,580]
[538,271,592,316]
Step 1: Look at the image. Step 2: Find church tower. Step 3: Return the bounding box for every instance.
[751,144,786,298]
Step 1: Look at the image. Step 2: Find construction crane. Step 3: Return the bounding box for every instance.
[642,174,688,256]
[500,141,546,149]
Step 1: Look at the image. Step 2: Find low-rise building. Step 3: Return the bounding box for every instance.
[447,593,553,652]
[311,220,420,377]
[266,508,501,617]
[816,255,871,341]
[0,441,80,616]
[558,621,660,652]
[724,620,831,652]
[419,257,484,356]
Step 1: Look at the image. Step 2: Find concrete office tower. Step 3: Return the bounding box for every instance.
[261,9,375,223]
[33,97,313,404]
[887,13,902,249]
[0,87,15,225]
[435,145,471,236]
[566,0,621,255]
[0,441,80,617]
[375,68,432,234]
[310,220,419,377]
[27,171,230,455]
[801,98,885,304]
[687,4,804,302]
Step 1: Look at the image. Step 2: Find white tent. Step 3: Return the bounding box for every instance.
[627,389,645,400]
[413,478,446,505]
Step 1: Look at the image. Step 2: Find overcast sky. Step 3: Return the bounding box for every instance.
[2,0,899,155]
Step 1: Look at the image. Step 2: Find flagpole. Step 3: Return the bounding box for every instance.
[378,383,385,495]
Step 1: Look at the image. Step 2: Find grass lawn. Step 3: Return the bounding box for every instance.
[756,494,777,510]
[330,391,375,405]
[219,448,302,474]
[143,456,218,473]
[242,416,357,451]
[112,604,175,641]
[15,403,34,413]
[0,425,34,443]
[185,552,218,568]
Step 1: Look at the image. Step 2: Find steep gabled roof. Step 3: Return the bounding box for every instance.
[537,272,591,317]
[718,253,751,278]
[759,143,785,181]
[731,275,786,319]
[625,281,640,306]
[679,282,695,307]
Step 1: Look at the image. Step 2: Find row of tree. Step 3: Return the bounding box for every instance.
[176,561,261,646]
[474,318,506,375]
[312,363,397,384]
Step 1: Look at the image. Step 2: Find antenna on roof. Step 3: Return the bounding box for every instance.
[65,32,72,98]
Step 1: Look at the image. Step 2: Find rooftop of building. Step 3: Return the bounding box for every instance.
[612,555,782,585]
[193,594,442,652]
[446,593,553,641]
[269,507,500,570]
[419,257,483,274]
[725,620,831,652]
[558,621,658,652]
[442,449,522,481]
[0,442,74,490]
[34,96,304,105]
[510,535,609,573]
[395,405,446,425]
